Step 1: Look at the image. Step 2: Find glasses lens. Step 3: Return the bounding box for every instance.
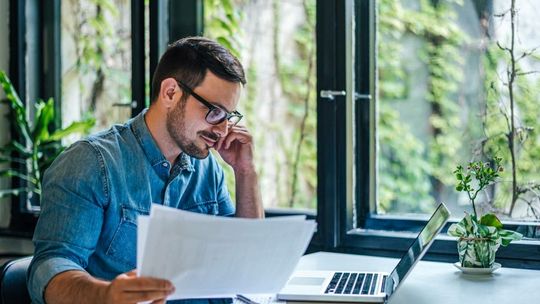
[206,108,227,124]
[228,115,241,126]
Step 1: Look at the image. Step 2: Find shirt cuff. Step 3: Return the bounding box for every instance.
[28,256,85,304]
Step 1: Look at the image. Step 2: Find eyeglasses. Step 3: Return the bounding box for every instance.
[176,80,243,126]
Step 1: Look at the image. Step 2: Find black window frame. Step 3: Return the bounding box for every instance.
[3,0,62,236]
[3,0,151,236]
[3,0,207,236]
[330,0,540,270]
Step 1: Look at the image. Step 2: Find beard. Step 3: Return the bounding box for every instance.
[166,100,218,159]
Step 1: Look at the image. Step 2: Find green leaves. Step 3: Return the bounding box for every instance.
[499,229,523,246]
[448,213,521,245]
[448,213,523,267]
[49,119,96,142]
[32,98,55,144]
[453,157,503,218]
[450,157,522,265]
[0,70,32,144]
[204,0,243,58]
[0,70,95,200]
[479,213,503,229]
[0,188,31,198]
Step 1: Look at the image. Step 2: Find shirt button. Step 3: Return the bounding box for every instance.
[163,163,168,167]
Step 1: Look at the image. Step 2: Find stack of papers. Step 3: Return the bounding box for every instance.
[137,204,317,300]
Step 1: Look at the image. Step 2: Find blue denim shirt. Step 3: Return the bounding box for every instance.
[28,110,235,304]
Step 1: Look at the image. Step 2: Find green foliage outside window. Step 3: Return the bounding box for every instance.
[378,0,540,221]
[204,0,317,210]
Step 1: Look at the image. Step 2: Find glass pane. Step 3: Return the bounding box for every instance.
[61,0,133,133]
[204,0,317,211]
[376,0,540,223]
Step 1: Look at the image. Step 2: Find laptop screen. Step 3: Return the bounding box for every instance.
[385,203,450,296]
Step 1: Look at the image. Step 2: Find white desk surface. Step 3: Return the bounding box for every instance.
[294,252,540,304]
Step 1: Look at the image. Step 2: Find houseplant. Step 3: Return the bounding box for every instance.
[0,70,95,204]
[448,156,522,269]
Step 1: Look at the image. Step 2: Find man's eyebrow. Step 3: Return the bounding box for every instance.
[212,102,233,113]
[205,98,235,113]
[192,89,233,113]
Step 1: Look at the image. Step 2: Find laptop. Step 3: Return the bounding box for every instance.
[277,203,450,303]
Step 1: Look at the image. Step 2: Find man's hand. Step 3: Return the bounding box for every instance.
[215,125,263,218]
[216,125,255,172]
[104,270,175,304]
[44,269,175,304]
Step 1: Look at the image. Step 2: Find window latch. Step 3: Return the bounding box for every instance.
[112,100,138,108]
[320,90,346,101]
[355,93,372,100]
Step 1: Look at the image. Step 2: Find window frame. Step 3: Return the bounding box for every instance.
[3,0,62,236]
[3,0,153,235]
[331,0,540,270]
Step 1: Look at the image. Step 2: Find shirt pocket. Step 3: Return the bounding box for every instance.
[105,205,149,269]
[184,200,220,215]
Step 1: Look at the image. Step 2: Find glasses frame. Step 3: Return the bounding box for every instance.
[176,80,243,126]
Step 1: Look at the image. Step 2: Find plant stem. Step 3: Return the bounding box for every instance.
[468,190,478,219]
[507,0,518,216]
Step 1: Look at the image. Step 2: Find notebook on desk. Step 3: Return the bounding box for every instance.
[277,203,450,303]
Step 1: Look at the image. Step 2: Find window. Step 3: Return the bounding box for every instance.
[371,0,540,225]
[375,0,540,223]
[338,0,540,268]
[61,0,148,132]
[2,0,148,232]
[203,0,317,212]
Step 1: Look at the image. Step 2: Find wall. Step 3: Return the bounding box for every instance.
[0,0,11,228]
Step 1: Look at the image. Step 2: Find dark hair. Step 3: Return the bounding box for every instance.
[150,37,246,102]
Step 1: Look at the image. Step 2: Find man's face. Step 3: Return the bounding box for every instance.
[166,72,242,159]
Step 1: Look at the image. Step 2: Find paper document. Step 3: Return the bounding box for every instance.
[138,204,316,300]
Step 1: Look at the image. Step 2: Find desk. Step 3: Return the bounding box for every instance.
[294,252,540,304]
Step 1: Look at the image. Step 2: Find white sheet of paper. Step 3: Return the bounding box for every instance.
[139,204,316,300]
[137,215,149,272]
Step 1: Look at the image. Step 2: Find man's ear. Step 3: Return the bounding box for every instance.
[158,78,180,109]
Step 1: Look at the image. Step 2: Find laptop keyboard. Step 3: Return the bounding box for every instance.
[324,272,387,295]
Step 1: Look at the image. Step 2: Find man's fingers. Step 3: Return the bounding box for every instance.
[125,269,137,277]
[222,130,252,149]
[216,136,225,151]
[231,125,248,132]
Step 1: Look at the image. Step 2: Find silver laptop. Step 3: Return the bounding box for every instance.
[277,203,450,303]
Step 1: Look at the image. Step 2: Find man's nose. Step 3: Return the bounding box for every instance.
[212,120,229,137]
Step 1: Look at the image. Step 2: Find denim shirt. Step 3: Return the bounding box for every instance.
[27,110,235,304]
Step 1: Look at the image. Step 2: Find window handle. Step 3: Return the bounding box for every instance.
[320,90,346,100]
[112,100,138,108]
[354,93,372,100]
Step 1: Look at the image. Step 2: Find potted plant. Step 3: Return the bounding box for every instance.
[0,70,95,207]
[448,156,522,270]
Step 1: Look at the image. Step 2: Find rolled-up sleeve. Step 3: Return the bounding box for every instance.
[27,256,84,304]
[27,141,109,304]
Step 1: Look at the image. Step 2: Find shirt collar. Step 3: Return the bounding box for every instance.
[173,152,195,172]
[131,109,194,172]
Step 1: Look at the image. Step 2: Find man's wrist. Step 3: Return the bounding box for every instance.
[233,164,257,176]
[44,270,109,304]
[95,279,111,304]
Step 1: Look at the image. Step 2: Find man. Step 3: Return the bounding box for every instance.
[27,37,263,304]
